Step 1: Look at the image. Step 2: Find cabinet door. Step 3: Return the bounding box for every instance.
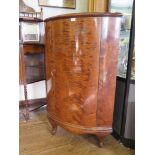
[46,17,101,129]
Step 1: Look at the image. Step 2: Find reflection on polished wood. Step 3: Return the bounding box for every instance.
[45,13,122,146]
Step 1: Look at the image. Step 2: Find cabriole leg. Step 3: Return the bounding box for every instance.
[48,117,58,135]
[96,132,109,147]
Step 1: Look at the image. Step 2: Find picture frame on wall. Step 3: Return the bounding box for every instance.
[38,0,76,9]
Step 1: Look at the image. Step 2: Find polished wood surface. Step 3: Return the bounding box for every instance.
[44,12,122,22]
[45,13,122,146]
[19,45,25,85]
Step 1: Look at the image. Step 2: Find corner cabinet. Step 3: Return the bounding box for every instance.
[44,13,122,147]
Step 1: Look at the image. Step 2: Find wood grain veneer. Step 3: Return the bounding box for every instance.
[45,13,122,146]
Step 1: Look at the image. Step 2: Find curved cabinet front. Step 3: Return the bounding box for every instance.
[45,13,122,146]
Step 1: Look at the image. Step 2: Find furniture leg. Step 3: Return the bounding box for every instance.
[48,117,57,135]
[96,132,109,147]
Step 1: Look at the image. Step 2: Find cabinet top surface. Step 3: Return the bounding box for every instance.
[44,12,122,22]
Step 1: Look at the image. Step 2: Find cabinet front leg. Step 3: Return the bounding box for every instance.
[96,132,109,147]
[48,117,58,135]
[51,125,57,135]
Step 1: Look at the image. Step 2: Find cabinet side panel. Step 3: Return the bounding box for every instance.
[45,22,57,116]
[97,17,121,128]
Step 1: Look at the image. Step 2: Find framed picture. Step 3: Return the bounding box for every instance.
[21,22,40,43]
[38,0,76,9]
[109,0,133,14]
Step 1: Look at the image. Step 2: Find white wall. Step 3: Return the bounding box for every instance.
[20,0,88,100]
[24,0,88,19]
[19,81,46,100]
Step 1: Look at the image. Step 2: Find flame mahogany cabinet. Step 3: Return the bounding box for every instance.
[45,13,122,147]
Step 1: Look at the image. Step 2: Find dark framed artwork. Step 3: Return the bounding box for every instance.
[38,0,76,9]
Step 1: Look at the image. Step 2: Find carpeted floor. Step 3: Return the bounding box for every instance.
[19,107,135,155]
